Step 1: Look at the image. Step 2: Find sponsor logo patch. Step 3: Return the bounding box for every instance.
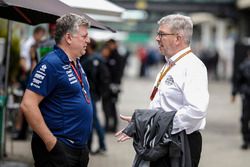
[165,75,174,86]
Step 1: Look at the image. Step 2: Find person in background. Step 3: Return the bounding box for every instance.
[137,45,148,77]
[97,44,116,135]
[20,13,92,167]
[105,39,123,132]
[21,26,46,73]
[13,26,45,140]
[232,50,250,150]
[80,38,110,154]
[38,23,56,60]
[116,14,209,167]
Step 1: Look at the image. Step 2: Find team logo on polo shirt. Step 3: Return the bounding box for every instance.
[165,75,174,86]
[62,65,78,85]
[40,64,47,72]
[62,65,70,70]
[30,64,47,89]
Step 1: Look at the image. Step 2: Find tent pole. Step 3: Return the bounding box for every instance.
[1,20,12,158]
[4,20,12,96]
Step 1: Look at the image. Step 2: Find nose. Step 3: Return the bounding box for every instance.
[155,35,160,42]
[86,36,90,44]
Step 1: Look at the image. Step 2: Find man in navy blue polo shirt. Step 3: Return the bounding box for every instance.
[20,13,92,167]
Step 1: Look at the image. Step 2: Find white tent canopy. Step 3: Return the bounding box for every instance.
[237,0,250,9]
[60,0,125,22]
[89,29,128,41]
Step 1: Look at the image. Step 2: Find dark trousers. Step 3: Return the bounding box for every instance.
[241,96,250,143]
[102,97,118,132]
[15,117,28,139]
[150,131,202,167]
[109,101,118,132]
[187,131,202,167]
[31,137,89,167]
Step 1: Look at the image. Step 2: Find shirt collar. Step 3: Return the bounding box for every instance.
[165,46,191,64]
[53,45,80,65]
[53,45,70,64]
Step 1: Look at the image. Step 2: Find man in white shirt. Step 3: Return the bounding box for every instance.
[116,14,209,167]
[13,26,45,140]
[20,26,45,73]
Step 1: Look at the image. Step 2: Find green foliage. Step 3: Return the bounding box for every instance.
[0,19,20,83]
[0,19,7,36]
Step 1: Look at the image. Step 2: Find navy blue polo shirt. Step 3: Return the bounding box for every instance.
[27,45,93,149]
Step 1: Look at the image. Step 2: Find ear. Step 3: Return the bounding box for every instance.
[175,35,182,45]
[65,32,72,45]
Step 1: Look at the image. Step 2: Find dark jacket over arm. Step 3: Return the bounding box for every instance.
[123,109,191,167]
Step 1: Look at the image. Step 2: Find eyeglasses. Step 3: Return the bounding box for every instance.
[156,32,176,38]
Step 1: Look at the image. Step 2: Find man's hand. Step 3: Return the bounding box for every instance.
[45,136,57,152]
[120,114,132,122]
[115,114,132,142]
[20,89,57,152]
[115,129,131,142]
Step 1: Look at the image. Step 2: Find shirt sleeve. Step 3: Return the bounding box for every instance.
[172,63,209,134]
[20,43,28,58]
[27,61,57,97]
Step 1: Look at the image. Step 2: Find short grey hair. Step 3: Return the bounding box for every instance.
[55,13,90,44]
[158,14,193,45]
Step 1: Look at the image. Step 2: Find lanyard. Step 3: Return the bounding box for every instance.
[70,62,83,87]
[150,49,192,101]
[70,61,91,104]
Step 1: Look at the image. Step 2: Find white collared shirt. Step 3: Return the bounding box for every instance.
[149,47,209,134]
[20,36,36,71]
